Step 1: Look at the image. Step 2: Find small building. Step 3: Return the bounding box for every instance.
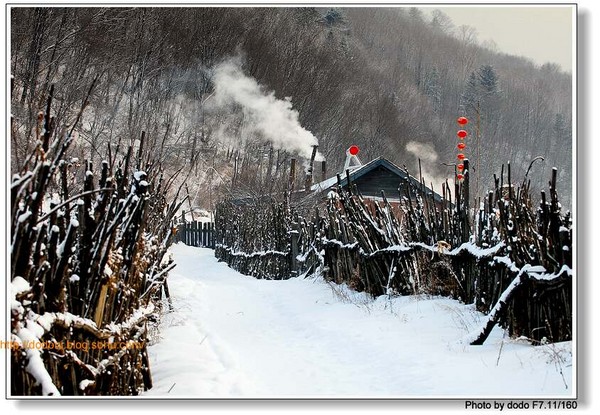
[309,156,445,207]
[228,147,447,215]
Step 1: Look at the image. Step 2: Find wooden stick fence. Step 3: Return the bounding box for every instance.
[11,88,183,396]
[175,219,215,248]
[214,198,292,279]
[213,165,572,344]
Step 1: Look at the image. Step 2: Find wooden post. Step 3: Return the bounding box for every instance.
[94,284,109,327]
[288,158,297,194]
[180,211,185,243]
[266,146,274,186]
[418,158,424,195]
[163,279,174,311]
[345,169,352,195]
[549,167,560,264]
[187,221,191,246]
[290,220,300,276]
[232,150,239,188]
[462,158,470,242]
[455,165,460,223]
[192,221,197,246]
[198,221,202,247]
[136,131,145,170]
[507,161,512,200]
[199,222,204,246]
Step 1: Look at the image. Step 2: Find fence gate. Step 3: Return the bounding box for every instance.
[176,221,215,248]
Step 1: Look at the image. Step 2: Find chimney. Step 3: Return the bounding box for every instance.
[321,160,327,183]
[288,158,297,194]
[304,145,318,192]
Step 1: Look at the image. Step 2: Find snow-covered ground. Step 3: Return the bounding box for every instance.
[145,243,573,398]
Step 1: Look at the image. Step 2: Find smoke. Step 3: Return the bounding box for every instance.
[405,141,438,164]
[208,57,322,160]
[405,141,449,193]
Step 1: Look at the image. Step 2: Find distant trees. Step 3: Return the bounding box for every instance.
[423,67,442,113]
[459,64,502,197]
[11,6,572,208]
[430,9,454,34]
[461,65,500,117]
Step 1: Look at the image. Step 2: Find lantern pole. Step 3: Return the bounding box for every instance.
[455,116,470,242]
[463,158,470,242]
[476,101,481,206]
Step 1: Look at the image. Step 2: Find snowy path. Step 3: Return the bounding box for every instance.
[145,244,573,398]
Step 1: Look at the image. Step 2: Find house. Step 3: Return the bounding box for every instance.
[227,146,448,215]
[307,156,445,208]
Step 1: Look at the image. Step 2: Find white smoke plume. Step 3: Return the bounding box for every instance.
[208,57,322,160]
[405,141,450,194]
[405,141,438,164]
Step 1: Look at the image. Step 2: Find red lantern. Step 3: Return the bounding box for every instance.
[457,142,466,150]
[457,153,465,160]
[348,145,360,156]
[457,116,468,125]
[457,163,465,171]
[457,130,468,139]
[457,173,464,180]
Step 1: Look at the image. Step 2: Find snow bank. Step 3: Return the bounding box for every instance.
[146,244,573,398]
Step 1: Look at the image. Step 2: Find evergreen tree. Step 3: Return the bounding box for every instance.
[424,67,441,113]
[477,64,501,131]
[553,113,566,137]
[461,64,500,118]
[324,8,344,26]
[552,113,570,147]
[460,71,479,114]
[478,64,499,94]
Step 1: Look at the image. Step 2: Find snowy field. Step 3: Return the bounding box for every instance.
[145,243,573,398]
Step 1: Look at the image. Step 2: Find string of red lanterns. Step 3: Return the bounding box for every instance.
[456,116,468,181]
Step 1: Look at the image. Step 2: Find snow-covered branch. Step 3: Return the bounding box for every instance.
[467,264,572,345]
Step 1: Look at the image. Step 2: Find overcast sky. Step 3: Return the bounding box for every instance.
[421,6,574,72]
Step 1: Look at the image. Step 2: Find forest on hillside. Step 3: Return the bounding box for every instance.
[11,7,573,211]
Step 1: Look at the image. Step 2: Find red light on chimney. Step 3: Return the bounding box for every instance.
[348,145,360,156]
[457,163,465,171]
[457,142,466,150]
[457,153,465,160]
[457,116,468,125]
[457,173,464,180]
[457,130,468,139]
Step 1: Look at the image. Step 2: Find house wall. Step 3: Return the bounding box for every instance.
[348,165,418,199]
[358,197,447,222]
[307,163,448,215]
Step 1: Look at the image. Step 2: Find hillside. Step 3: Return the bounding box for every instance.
[10,6,572,209]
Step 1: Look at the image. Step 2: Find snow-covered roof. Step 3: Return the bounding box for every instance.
[311,157,444,203]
